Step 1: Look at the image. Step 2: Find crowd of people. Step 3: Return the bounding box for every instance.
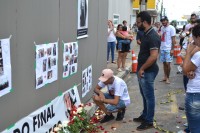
[97,11,200,132]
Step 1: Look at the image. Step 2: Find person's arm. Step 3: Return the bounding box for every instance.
[94,82,105,99]
[116,31,127,39]
[103,96,120,105]
[138,49,159,78]
[183,44,200,74]
[137,39,141,45]
[170,26,176,55]
[108,28,113,36]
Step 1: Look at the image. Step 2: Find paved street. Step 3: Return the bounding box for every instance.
[100,40,187,133]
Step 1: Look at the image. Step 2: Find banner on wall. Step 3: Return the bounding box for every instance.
[0,37,12,97]
[35,42,58,89]
[82,65,92,97]
[2,86,81,133]
[77,0,88,39]
[63,41,78,78]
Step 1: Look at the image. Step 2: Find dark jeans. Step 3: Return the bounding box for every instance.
[137,70,158,123]
[185,93,200,133]
[107,41,115,62]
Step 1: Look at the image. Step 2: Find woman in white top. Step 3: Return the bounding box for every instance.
[183,24,200,133]
[107,20,116,64]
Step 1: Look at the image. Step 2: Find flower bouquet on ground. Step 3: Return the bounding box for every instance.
[52,103,99,133]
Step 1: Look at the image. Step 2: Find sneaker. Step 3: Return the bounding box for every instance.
[117,68,122,72]
[100,114,114,123]
[116,108,126,121]
[133,116,145,122]
[136,122,154,131]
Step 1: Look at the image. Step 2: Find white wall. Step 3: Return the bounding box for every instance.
[108,0,134,27]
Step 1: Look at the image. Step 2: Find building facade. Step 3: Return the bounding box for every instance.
[108,0,134,29]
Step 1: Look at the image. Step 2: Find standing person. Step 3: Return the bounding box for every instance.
[133,11,161,131]
[118,26,133,51]
[185,13,197,32]
[159,16,176,84]
[116,24,131,71]
[179,25,186,48]
[183,24,200,133]
[107,20,116,64]
[93,69,130,123]
[122,20,128,27]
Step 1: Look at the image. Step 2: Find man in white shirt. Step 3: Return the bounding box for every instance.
[159,16,176,84]
[93,69,130,123]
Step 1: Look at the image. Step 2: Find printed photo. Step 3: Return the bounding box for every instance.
[65,55,70,62]
[47,47,52,56]
[0,81,9,91]
[51,58,56,66]
[37,76,43,86]
[79,0,87,27]
[73,43,76,50]
[63,90,77,119]
[65,45,69,52]
[74,56,78,63]
[48,57,51,69]
[69,66,71,75]
[47,70,53,79]
[53,44,57,56]
[0,59,4,75]
[43,59,47,72]
[0,41,2,58]
[69,44,72,54]
[69,57,73,65]
[38,48,45,58]
[72,66,75,73]
[64,64,68,72]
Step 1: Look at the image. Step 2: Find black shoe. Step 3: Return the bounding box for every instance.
[100,114,114,123]
[133,116,145,122]
[136,122,154,131]
[116,108,125,121]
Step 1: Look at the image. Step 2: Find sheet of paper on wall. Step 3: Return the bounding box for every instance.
[35,42,58,89]
[82,65,92,98]
[0,37,12,97]
[63,42,78,78]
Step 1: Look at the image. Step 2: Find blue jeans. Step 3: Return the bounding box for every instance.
[118,40,131,51]
[107,41,115,62]
[104,93,126,112]
[137,71,158,123]
[185,93,200,133]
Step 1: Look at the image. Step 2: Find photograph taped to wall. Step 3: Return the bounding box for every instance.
[77,0,88,39]
[63,42,78,78]
[63,86,81,119]
[0,38,12,97]
[35,42,58,89]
